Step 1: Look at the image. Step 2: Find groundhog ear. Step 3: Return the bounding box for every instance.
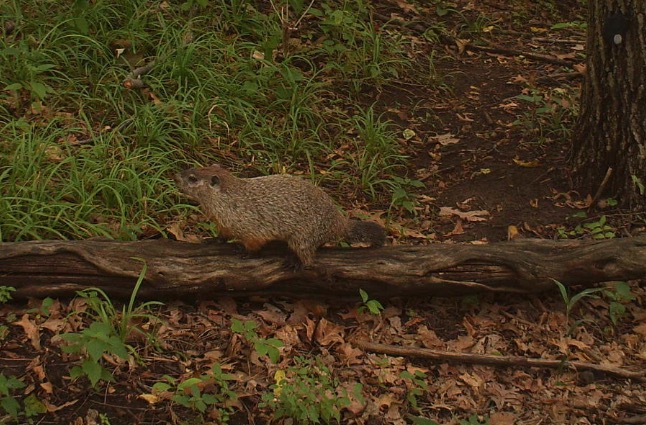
[210,175,220,187]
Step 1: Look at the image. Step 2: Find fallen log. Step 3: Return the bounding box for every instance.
[0,236,644,300]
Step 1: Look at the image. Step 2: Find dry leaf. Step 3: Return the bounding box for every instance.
[455,38,469,54]
[445,219,465,236]
[459,372,484,389]
[633,323,646,336]
[507,225,521,240]
[256,305,286,326]
[394,0,418,14]
[431,132,460,146]
[513,157,541,167]
[439,207,490,222]
[15,314,41,350]
[315,318,345,346]
[337,343,363,365]
[139,393,160,404]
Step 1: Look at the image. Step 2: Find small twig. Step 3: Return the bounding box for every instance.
[617,414,646,424]
[292,0,315,29]
[356,340,645,381]
[589,167,613,209]
[529,167,556,185]
[269,0,288,24]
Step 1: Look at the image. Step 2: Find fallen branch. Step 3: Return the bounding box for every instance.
[466,43,575,66]
[123,61,155,89]
[589,167,613,210]
[356,341,645,381]
[537,71,585,84]
[532,37,586,44]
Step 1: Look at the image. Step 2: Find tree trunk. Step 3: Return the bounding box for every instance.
[570,0,646,209]
[0,237,644,300]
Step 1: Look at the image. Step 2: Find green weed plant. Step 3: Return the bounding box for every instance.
[60,262,163,387]
[230,319,284,364]
[152,364,238,423]
[260,356,363,424]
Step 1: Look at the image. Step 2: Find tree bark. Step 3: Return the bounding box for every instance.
[0,237,644,300]
[570,0,646,209]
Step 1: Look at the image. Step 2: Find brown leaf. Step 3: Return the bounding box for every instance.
[452,334,475,351]
[445,219,465,236]
[439,207,490,222]
[256,305,286,326]
[41,317,67,333]
[44,399,78,413]
[337,343,363,365]
[455,38,469,54]
[304,317,317,341]
[431,132,460,146]
[288,299,327,325]
[166,222,201,243]
[513,157,541,168]
[30,358,46,381]
[15,314,41,350]
[393,0,418,14]
[418,325,444,349]
[275,324,301,347]
[41,382,54,394]
[315,318,345,346]
[507,225,521,240]
[633,323,646,336]
[459,372,484,389]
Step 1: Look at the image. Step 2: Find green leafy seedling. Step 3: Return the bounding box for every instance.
[231,319,283,363]
[400,370,429,412]
[0,373,26,420]
[0,286,15,303]
[553,279,605,335]
[603,282,636,326]
[358,289,384,315]
[153,364,237,422]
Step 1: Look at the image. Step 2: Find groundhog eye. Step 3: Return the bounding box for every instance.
[210,175,220,187]
[187,174,198,184]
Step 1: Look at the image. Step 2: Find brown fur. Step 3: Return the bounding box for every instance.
[174,164,385,266]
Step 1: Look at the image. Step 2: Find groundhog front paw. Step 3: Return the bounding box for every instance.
[204,235,230,245]
[282,253,309,272]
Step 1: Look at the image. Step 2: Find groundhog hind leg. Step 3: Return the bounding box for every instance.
[286,238,316,269]
[238,237,268,259]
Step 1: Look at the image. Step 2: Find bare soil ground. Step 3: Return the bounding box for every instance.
[2,1,645,425]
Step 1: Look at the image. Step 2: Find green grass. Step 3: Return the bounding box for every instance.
[0,0,415,242]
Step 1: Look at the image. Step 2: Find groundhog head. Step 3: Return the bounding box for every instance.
[174,164,230,201]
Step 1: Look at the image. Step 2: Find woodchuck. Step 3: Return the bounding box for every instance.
[174,164,386,267]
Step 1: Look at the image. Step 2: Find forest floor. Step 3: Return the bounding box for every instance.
[1,0,645,424]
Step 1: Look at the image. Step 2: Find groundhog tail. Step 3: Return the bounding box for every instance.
[345,219,386,247]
